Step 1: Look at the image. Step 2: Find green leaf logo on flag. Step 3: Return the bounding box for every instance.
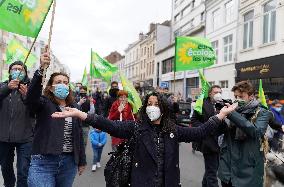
[120,73,142,114]
[194,70,211,115]
[91,51,118,82]
[258,79,268,109]
[175,37,216,72]
[0,0,53,37]
[6,39,38,68]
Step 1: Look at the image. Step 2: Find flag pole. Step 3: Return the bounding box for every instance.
[42,0,56,89]
[91,48,93,95]
[174,37,177,94]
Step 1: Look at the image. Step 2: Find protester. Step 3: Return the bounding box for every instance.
[74,82,82,102]
[0,61,34,187]
[89,128,107,172]
[93,88,103,115]
[191,85,222,187]
[268,99,284,152]
[26,49,86,187]
[103,81,119,117]
[218,81,270,187]
[166,93,180,122]
[108,90,135,151]
[78,86,94,148]
[52,91,236,186]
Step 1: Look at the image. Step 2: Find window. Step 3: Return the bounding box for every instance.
[152,61,154,74]
[174,13,181,22]
[212,9,221,31]
[243,11,254,49]
[223,34,233,62]
[263,0,276,44]
[201,11,205,22]
[153,44,155,55]
[208,81,215,86]
[211,40,219,64]
[219,80,229,88]
[225,0,234,24]
[162,57,174,74]
[182,5,191,17]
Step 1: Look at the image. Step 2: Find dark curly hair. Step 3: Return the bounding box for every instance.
[139,91,176,133]
[44,72,74,106]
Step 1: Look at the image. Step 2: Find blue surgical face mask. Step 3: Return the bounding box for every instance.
[273,107,282,113]
[53,84,69,100]
[11,70,25,81]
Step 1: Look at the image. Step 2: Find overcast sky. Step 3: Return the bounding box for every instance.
[39,0,172,82]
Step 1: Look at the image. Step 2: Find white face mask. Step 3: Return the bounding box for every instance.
[146,106,161,122]
[213,93,222,102]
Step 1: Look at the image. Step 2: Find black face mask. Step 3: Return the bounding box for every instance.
[80,93,87,98]
[109,88,119,97]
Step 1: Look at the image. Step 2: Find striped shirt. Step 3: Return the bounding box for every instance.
[60,106,73,153]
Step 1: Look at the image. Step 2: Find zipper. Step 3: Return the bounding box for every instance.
[8,93,13,141]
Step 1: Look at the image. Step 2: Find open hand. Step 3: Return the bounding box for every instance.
[78,165,86,176]
[40,45,51,69]
[118,103,125,112]
[51,107,87,120]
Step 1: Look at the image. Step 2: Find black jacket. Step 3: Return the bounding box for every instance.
[85,114,221,187]
[191,98,220,154]
[26,70,86,166]
[103,96,117,117]
[0,80,34,143]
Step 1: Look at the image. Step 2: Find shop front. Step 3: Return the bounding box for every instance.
[235,54,284,103]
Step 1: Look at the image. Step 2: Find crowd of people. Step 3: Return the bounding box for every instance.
[0,48,283,187]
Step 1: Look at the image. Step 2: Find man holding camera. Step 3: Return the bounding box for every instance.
[191,85,223,187]
[0,61,34,187]
[218,81,270,187]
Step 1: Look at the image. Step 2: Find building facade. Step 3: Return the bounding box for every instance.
[236,0,284,102]
[204,0,239,99]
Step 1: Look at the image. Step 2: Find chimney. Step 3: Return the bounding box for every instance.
[139,32,144,40]
[149,23,156,32]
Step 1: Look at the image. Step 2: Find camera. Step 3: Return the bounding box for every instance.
[215,99,233,111]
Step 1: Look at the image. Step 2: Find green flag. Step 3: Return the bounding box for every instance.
[69,82,75,91]
[258,79,268,109]
[1,70,9,82]
[91,51,118,82]
[175,37,216,72]
[6,39,38,68]
[194,70,211,115]
[0,0,53,37]
[120,73,142,114]
[82,66,88,86]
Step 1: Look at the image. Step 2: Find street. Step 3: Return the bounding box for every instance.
[73,136,205,187]
[0,137,205,187]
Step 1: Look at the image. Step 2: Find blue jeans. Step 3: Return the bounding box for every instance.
[28,154,77,187]
[92,147,103,164]
[0,141,32,187]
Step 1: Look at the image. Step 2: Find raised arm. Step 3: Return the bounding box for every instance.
[26,70,44,112]
[177,116,222,143]
[85,114,136,139]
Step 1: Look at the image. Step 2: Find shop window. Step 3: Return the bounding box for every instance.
[162,57,174,74]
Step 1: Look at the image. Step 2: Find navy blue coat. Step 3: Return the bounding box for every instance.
[26,70,86,166]
[85,114,222,187]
